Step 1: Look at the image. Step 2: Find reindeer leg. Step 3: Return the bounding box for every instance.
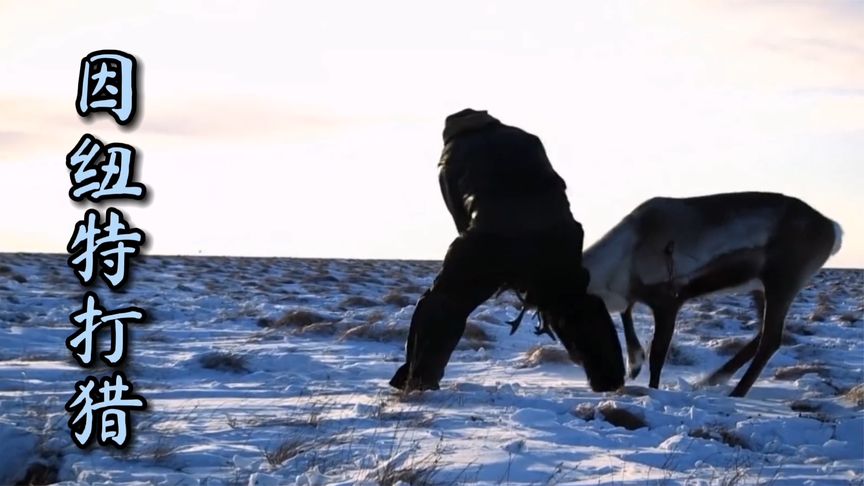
[703,290,765,386]
[752,289,766,320]
[648,304,680,389]
[730,286,794,397]
[703,334,760,386]
[620,305,645,379]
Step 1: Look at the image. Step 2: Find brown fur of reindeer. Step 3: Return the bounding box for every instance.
[583,192,842,397]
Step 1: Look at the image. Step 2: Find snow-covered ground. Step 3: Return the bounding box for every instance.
[0,253,861,485]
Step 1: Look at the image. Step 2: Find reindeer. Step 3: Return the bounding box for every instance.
[582,192,843,397]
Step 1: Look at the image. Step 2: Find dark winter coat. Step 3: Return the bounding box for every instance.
[438,109,574,235]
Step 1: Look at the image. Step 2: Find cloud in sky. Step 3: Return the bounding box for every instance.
[1,0,862,266]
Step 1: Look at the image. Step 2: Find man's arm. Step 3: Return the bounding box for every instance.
[439,163,470,234]
[438,143,471,233]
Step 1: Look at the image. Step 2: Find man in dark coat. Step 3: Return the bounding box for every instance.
[389,109,625,393]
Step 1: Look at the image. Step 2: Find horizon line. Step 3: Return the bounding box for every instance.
[2,251,861,270]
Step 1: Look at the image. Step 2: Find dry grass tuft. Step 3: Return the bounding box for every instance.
[140,331,171,343]
[312,273,340,283]
[666,344,696,366]
[842,384,864,408]
[789,399,821,413]
[147,436,176,464]
[365,309,388,324]
[787,398,834,423]
[17,462,59,486]
[263,438,307,467]
[341,322,408,343]
[260,309,331,328]
[199,351,250,373]
[400,283,426,295]
[520,345,571,368]
[375,442,444,486]
[689,425,750,449]
[473,313,500,325]
[296,322,339,335]
[780,331,798,345]
[785,322,814,336]
[383,291,413,308]
[377,464,438,486]
[712,337,749,356]
[773,363,830,381]
[572,402,596,420]
[340,296,379,308]
[808,307,832,322]
[463,322,491,342]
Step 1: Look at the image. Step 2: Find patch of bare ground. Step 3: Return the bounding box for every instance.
[573,401,648,431]
[789,399,821,413]
[789,400,834,422]
[596,402,648,431]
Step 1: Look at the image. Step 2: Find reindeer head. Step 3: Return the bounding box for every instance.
[544,294,625,392]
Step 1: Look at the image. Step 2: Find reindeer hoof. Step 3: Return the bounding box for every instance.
[627,349,645,380]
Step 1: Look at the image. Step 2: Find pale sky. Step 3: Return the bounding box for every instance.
[1,1,862,267]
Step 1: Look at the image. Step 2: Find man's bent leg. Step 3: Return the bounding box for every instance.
[390,291,468,390]
[390,235,499,391]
